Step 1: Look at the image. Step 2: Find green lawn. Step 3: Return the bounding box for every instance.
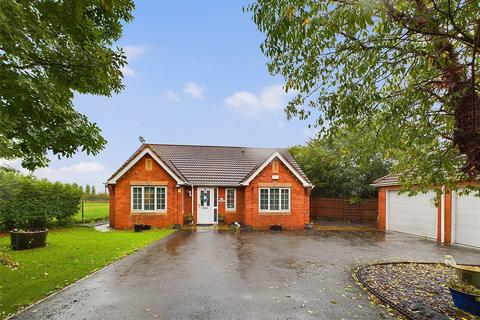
[74,202,109,222]
[0,227,174,318]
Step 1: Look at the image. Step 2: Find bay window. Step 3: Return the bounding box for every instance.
[131,186,167,212]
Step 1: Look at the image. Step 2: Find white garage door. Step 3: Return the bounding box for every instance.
[388,190,437,239]
[455,191,480,248]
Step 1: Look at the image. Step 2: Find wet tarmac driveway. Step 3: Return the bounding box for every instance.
[13,229,480,320]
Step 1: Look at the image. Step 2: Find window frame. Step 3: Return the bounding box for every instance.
[225,188,236,211]
[258,187,290,212]
[131,186,167,213]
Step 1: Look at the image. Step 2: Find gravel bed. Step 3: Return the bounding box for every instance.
[357,263,474,319]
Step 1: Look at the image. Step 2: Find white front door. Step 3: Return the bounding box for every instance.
[197,187,215,224]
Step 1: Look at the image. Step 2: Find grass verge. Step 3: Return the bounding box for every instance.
[0,227,174,318]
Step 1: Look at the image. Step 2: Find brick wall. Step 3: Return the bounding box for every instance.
[109,154,311,230]
[109,154,181,229]
[244,158,310,229]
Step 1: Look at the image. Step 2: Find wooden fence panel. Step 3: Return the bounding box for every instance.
[310,197,378,222]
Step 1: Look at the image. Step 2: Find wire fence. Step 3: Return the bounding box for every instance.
[75,201,110,223]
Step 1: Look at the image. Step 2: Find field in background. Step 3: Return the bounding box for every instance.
[74,201,109,223]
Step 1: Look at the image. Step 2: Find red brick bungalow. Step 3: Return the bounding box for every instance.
[373,174,480,248]
[106,144,314,230]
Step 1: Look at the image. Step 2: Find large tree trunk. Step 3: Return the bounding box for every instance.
[453,85,480,176]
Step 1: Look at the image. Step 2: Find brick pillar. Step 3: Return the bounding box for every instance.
[244,186,253,226]
[377,188,387,231]
[444,189,452,245]
[305,188,312,224]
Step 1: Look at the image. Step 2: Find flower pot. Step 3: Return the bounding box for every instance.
[305,223,314,230]
[10,228,48,250]
[456,265,480,288]
[134,224,143,232]
[449,287,480,316]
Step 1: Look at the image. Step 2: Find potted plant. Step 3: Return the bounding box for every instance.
[449,281,480,316]
[218,215,225,224]
[134,224,143,232]
[10,228,48,250]
[446,258,480,316]
[183,214,193,225]
[305,222,314,230]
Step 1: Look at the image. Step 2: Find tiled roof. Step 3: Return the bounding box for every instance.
[371,174,400,187]
[108,144,312,187]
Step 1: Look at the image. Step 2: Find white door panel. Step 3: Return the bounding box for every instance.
[388,191,437,239]
[197,188,215,224]
[455,191,480,248]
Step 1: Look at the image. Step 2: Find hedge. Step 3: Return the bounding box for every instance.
[0,169,82,230]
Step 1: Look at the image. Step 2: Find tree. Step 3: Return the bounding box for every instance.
[91,185,96,196]
[0,0,134,170]
[247,0,480,193]
[290,127,391,199]
[85,184,91,196]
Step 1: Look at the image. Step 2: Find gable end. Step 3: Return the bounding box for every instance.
[107,148,185,185]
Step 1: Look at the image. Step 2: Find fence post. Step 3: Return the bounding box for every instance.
[81,201,84,223]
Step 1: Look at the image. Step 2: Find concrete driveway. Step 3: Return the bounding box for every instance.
[13,229,480,320]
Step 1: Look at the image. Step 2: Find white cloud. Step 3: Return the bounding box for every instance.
[121,45,149,77]
[36,161,104,179]
[58,162,105,173]
[123,45,148,60]
[35,161,106,190]
[225,84,295,117]
[184,82,206,99]
[165,90,181,103]
[0,159,28,173]
[121,65,136,77]
[0,159,106,190]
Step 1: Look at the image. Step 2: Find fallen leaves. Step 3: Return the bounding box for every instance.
[356,263,475,319]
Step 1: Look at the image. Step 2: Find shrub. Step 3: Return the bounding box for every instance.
[0,169,82,230]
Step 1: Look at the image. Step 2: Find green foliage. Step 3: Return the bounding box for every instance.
[85,184,91,195]
[0,170,82,230]
[290,128,390,199]
[0,0,135,170]
[247,0,480,193]
[0,228,174,317]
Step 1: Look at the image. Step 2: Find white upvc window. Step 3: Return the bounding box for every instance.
[259,188,290,212]
[226,188,236,211]
[131,186,167,212]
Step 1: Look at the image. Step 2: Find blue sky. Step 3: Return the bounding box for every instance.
[5,1,317,190]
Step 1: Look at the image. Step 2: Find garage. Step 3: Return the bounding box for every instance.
[387,190,438,239]
[454,191,480,248]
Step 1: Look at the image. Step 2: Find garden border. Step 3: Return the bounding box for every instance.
[354,261,446,320]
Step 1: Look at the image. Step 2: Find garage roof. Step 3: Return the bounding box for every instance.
[371,174,400,187]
